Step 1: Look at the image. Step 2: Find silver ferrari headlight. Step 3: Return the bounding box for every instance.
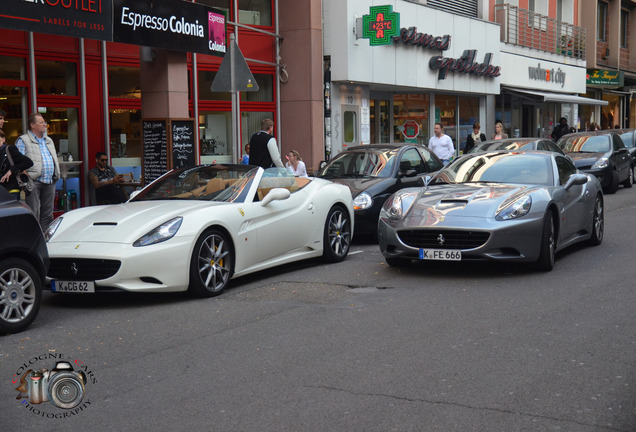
[133,217,183,247]
[592,157,609,170]
[45,217,63,242]
[496,195,532,221]
[353,192,373,210]
[382,190,420,220]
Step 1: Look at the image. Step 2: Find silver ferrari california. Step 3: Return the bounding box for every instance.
[378,151,604,271]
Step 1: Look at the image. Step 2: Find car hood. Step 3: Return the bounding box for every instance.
[49,200,223,243]
[325,177,388,196]
[405,183,539,223]
[565,152,606,166]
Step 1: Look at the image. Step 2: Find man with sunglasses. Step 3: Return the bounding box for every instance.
[88,151,127,204]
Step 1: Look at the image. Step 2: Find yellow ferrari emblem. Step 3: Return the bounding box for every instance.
[239,208,244,217]
[74,244,80,249]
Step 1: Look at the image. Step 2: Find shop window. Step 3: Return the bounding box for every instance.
[370,99,391,144]
[0,56,27,80]
[435,94,457,148]
[36,60,77,96]
[458,96,480,152]
[200,111,233,164]
[344,111,356,143]
[110,109,142,165]
[108,66,141,98]
[35,107,80,170]
[393,94,429,145]
[0,86,27,145]
[198,70,273,101]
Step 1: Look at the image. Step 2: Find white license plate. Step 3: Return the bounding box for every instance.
[52,280,95,293]
[419,249,461,261]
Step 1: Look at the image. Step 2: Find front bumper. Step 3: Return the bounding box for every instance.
[46,236,194,292]
[378,213,546,263]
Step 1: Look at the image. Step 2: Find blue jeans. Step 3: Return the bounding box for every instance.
[25,180,56,231]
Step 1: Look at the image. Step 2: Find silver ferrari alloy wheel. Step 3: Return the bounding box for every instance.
[589,195,604,246]
[323,206,351,263]
[189,229,232,297]
[536,211,556,272]
[0,258,42,333]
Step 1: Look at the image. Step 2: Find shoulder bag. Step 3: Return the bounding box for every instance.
[5,147,35,195]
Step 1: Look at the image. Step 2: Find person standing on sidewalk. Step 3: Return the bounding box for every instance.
[16,113,60,230]
[428,122,455,165]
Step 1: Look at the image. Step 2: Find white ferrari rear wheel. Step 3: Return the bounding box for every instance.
[188,229,233,297]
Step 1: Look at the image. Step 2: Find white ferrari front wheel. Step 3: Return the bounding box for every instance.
[322,205,352,263]
[188,229,233,297]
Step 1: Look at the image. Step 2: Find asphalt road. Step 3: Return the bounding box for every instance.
[2,185,636,431]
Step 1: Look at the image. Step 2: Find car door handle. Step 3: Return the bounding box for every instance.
[307,202,314,211]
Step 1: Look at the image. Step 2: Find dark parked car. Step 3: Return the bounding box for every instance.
[315,144,444,239]
[617,129,636,183]
[0,187,48,333]
[557,131,632,194]
[467,137,565,155]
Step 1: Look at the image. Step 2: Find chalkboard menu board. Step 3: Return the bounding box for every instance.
[171,120,196,169]
[142,120,168,185]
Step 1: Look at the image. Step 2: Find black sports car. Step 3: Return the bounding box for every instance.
[315,144,443,239]
[617,129,636,184]
[0,187,49,333]
[557,131,632,194]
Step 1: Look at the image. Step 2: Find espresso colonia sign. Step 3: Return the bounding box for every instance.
[0,0,226,57]
[360,5,500,80]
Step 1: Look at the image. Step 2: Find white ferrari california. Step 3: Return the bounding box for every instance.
[45,165,354,297]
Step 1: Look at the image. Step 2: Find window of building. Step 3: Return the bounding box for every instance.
[36,60,77,96]
[598,2,608,41]
[621,10,629,48]
[458,96,480,153]
[110,108,142,164]
[239,0,272,26]
[200,111,233,164]
[108,66,141,99]
[0,56,27,80]
[393,94,429,145]
[344,110,357,144]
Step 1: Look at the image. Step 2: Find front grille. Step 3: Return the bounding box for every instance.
[397,230,490,250]
[48,258,121,281]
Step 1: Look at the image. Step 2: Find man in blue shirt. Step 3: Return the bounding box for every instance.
[16,113,60,230]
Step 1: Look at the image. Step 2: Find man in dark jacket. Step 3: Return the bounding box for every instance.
[551,117,570,141]
[1,129,34,200]
[248,118,284,169]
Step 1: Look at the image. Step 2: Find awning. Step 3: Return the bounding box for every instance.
[504,88,609,106]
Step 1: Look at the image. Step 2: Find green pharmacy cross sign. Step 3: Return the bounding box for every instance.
[362,5,399,46]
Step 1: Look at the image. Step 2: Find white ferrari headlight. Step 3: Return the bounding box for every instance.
[353,192,373,210]
[133,217,183,247]
[45,217,63,242]
[496,195,532,221]
[382,190,419,220]
[592,157,609,170]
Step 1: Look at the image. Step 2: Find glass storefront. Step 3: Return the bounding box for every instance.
[393,94,429,145]
[36,60,77,96]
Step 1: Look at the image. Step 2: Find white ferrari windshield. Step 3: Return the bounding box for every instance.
[131,165,258,203]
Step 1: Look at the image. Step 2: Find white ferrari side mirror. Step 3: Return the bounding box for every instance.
[260,188,291,206]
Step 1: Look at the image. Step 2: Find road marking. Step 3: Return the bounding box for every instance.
[349,250,364,255]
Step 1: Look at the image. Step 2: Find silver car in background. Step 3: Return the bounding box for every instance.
[378,151,604,271]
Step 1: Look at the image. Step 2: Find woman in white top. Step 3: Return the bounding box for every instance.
[285,150,308,177]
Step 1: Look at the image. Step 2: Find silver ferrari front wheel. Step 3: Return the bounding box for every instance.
[323,205,351,263]
[188,229,233,297]
[536,210,556,272]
